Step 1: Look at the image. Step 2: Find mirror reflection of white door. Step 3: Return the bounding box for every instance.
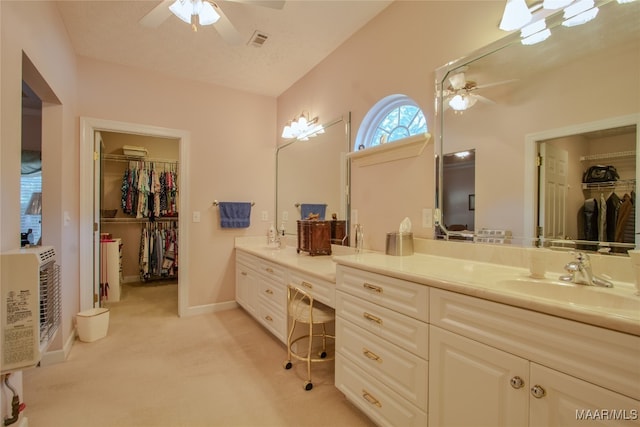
[539,142,568,240]
[93,131,102,307]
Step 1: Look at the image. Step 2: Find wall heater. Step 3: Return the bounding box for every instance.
[1,246,61,373]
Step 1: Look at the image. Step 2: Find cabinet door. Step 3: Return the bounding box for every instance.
[429,326,529,427]
[236,263,257,317]
[529,363,640,427]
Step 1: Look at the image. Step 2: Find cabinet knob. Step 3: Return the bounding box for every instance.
[361,389,382,408]
[530,385,546,399]
[301,281,313,289]
[363,282,383,293]
[510,376,525,389]
[265,289,274,295]
[266,267,274,274]
[241,271,248,276]
[363,312,383,325]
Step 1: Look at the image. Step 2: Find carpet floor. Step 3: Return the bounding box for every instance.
[22,283,375,427]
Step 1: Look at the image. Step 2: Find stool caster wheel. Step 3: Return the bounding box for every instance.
[304,381,313,391]
[319,351,327,359]
[283,361,292,370]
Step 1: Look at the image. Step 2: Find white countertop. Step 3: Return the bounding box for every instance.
[234,239,640,336]
[235,243,338,282]
[332,252,640,337]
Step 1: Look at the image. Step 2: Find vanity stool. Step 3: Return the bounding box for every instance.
[283,285,335,391]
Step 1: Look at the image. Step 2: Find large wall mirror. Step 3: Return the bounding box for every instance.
[276,113,351,241]
[435,0,639,252]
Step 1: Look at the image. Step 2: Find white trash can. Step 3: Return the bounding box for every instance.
[76,307,110,342]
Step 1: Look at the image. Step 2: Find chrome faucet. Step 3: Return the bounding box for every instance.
[560,252,613,287]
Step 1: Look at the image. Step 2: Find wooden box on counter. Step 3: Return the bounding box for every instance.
[297,220,332,256]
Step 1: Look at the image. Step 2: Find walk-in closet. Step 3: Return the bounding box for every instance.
[99,131,180,304]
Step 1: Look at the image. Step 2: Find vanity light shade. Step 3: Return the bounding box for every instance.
[563,0,594,17]
[282,123,294,139]
[543,0,574,9]
[563,7,598,26]
[499,0,533,31]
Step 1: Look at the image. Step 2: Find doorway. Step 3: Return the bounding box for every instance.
[79,118,190,316]
[98,131,180,304]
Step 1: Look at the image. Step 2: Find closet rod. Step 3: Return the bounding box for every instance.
[102,153,179,165]
[580,150,636,161]
[101,217,179,224]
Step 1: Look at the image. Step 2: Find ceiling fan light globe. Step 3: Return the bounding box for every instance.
[169,0,193,24]
[199,1,220,25]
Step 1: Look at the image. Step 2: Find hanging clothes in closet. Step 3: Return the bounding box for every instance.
[581,188,635,248]
[139,221,178,282]
[121,160,179,220]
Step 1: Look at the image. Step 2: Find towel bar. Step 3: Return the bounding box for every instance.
[212,200,255,206]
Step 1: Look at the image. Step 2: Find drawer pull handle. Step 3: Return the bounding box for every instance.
[362,389,382,408]
[265,289,274,295]
[362,348,383,363]
[241,271,248,276]
[266,267,275,274]
[510,376,524,389]
[301,281,313,289]
[363,282,383,293]
[264,315,273,322]
[530,385,546,399]
[363,312,383,325]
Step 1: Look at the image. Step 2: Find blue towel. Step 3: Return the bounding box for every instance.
[219,202,252,228]
[300,203,326,220]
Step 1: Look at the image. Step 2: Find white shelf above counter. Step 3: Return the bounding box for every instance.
[347,132,431,167]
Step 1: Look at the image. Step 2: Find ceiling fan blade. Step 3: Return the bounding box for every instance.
[139,0,174,28]
[475,94,496,105]
[211,2,244,45]
[227,0,286,9]
[473,79,519,91]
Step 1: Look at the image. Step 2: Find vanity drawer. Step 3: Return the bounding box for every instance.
[430,288,640,400]
[258,275,286,308]
[336,353,427,427]
[336,266,428,322]
[336,317,428,411]
[257,258,287,282]
[289,270,335,307]
[336,290,428,356]
[257,297,287,344]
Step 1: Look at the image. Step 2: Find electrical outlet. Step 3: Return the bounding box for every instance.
[261,211,268,221]
[422,208,432,228]
[192,211,201,223]
[282,211,289,221]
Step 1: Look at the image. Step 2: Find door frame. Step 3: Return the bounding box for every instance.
[80,117,190,316]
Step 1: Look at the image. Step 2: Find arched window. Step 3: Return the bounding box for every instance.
[355,94,427,151]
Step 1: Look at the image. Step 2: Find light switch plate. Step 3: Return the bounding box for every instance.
[422,208,432,228]
[261,211,268,221]
[192,211,201,223]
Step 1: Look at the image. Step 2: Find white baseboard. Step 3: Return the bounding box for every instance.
[184,300,238,317]
[40,329,75,367]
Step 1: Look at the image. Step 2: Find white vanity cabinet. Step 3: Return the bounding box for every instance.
[235,250,288,343]
[235,251,258,317]
[429,288,640,427]
[335,265,429,427]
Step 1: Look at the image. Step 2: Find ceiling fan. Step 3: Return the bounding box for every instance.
[139,0,285,45]
[442,66,516,112]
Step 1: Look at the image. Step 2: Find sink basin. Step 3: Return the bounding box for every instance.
[496,277,640,313]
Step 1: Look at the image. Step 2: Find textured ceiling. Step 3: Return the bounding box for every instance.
[55,0,393,97]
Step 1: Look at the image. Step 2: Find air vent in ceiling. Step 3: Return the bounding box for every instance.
[248,31,269,48]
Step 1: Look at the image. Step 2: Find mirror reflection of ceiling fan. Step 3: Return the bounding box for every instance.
[443,66,517,112]
[140,0,285,45]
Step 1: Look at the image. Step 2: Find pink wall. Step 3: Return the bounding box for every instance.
[277,1,506,251]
